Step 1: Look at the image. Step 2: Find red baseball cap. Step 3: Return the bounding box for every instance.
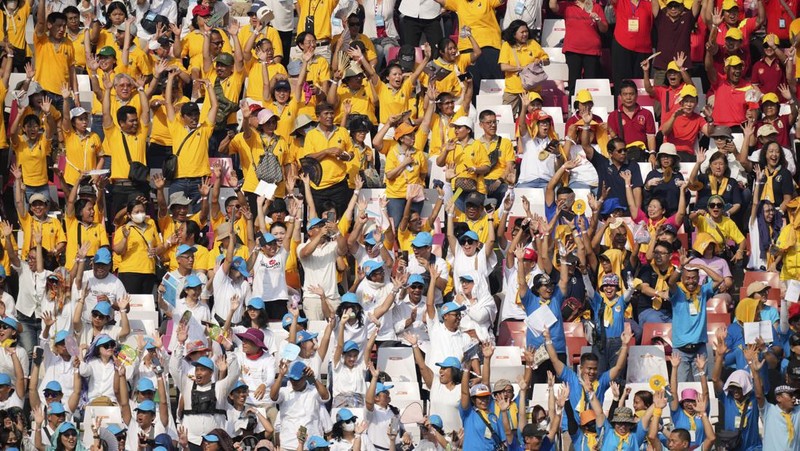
[249,104,264,114]
[192,4,212,17]
[523,248,538,261]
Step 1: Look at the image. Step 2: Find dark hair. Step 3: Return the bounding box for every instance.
[295,31,316,47]
[580,353,599,365]
[634,390,653,408]
[654,240,673,252]
[321,200,337,214]
[646,196,666,212]
[335,302,364,327]
[205,429,236,451]
[270,221,287,233]
[435,37,456,59]
[63,6,80,16]
[185,220,203,245]
[382,62,403,81]
[618,79,637,93]
[224,196,239,208]
[330,417,357,440]
[241,306,269,329]
[22,114,41,128]
[656,153,680,172]
[479,110,496,122]
[607,137,626,155]
[75,198,94,219]
[671,428,691,443]
[180,102,200,117]
[102,1,127,29]
[47,11,66,24]
[435,92,456,114]
[756,200,783,262]
[555,186,574,197]
[502,20,529,45]
[758,140,787,169]
[705,151,731,177]
[315,101,335,115]
[116,105,137,125]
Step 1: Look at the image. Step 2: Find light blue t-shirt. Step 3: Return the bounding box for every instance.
[459,405,507,451]
[599,420,646,450]
[760,403,800,451]
[720,392,761,450]
[671,280,715,348]
[591,291,626,339]
[521,287,566,353]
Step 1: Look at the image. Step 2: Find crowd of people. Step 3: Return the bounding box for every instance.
[0,0,797,448]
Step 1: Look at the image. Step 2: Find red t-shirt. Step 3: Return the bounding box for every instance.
[607,106,657,147]
[713,18,758,48]
[757,115,793,149]
[558,1,607,56]
[710,77,750,127]
[765,0,798,40]
[692,17,709,63]
[664,112,706,153]
[566,112,605,143]
[712,46,751,80]
[651,84,685,122]
[751,58,786,99]
[613,0,654,54]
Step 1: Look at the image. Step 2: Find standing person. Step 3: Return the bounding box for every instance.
[10,97,55,202]
[398,0,443,52]
[179,353,241,447]
[608,0,652,97]
[112,197,167,294]
[548,0,608,95]
[607,80,657,155]
[650,0,701,86]
[498,21,549,116]
[269,361,330,451]
[751,350,800,450]
[458,374,513,451]
[298,218,347,320]
[33,3,75,111]
[294,0,345,60]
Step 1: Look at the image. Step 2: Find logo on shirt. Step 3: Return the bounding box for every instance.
[758,68,765,75]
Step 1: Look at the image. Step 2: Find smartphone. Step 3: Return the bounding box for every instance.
[180,310,192,325]
[298,425,308,442]
[457,72,472,81]
[432,179,444,189]
[326,212,335,222]
[428,254,436,266]
[401,250,409,262]
[33,346,43,365]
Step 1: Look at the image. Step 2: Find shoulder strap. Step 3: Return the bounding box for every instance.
[176,128,198,157]
[121,132,132,164]
[738,398,750,429]
[77,221,82,246]
[778,0,796,20]
[476,409,504,447]
[616,110,625,143]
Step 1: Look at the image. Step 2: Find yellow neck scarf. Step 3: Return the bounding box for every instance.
[678,282,701,313]
[761,166,779,203]
[584,432,598,450]
[782,411,795,444]
[515,272,534,306]
[494,402,518,429]
[684,410,697,430]
[577,380,599,412]
[651,264,673,310]
[616,432,631,450]
[603,293,617,327]
[709,174,729,196]
[735,399,749,428]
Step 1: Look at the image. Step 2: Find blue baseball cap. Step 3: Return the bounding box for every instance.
[460,230,479,241]
[363,260,383,276]
[308,217,326,229]
[599,197,626,216]
[282,313,308,328]
[229,380,248,393]
[154,434,172,450]
[287,361,307,380]
[192,356,215,370]
[153,447,168,451]
[59,423,77,434]
[176,244,197,257]
[94,335,115,347]
[408,274,425,286]
[459,274,474,282]
[376,382,394,394]
[231,256,250,278]
[247,297,265,309]
[202,434,219,443]
[296,330,318,344]
[143,338,157,350]
[92,301,113,317]
[54,330,69,343]
[436,356,461,369]
[185,274,203,288]
[0,316,18,330]
[411,232,433,247]
[336,408,356,422]
[261,232,277,244]
[342,340,359,353]
[429,415,444,430]
[440,302,466,316]
[106,424,125,436]
[136,379,155,392]
[364,234,377,246]
[94,248,112,265]
[341,292,360,305]
[135,400,156,412]
[306,436,334,450]
[45,381,63,392]
[48,402,66,415]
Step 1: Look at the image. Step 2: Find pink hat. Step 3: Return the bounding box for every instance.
[235,327,268,350]
[680,388,698,402]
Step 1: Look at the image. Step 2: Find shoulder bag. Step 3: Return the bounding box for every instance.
[163,128,197,182]
[513,47,548,91]
[476,409,508,451]
[715,397,749,449]
[121,133,149,184]
[253,136,283,183]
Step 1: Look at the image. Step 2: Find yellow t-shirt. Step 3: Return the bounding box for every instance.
[34,33,74,95]
[168,119,214,178]
[429,109,466,157]
[68,29,87,69]
[444,0,502,50]
[447,139,490,194]
[300,126,354,189]
[103,123,149,180]
[238,25,284,59]
[203,69,246,125]
[454,211,497,243]
[211,213,249,247]
[64,216,109,270]
[0,83,8,149]
[113,220,162,274]
[150,95,189,146]
[376,79,414,124]
[296,0,339,40]
[181,30,233,73]
[264,99,300,140]
[777,226,800,281]
[498,40,548,94]
[383,141,428,199]
[330,33,378,62]
[159,213,205,271]
[11,133,51,187]
[397,223,434,252]
[228,132,290,195]
[205,243,249,271]
[790,19,800,76]
[63,129,103,186]
[481,135,515,181]
[244,60,288,102]
[691,215,745,246]
[297,57,331,119]
[19,214,67,258]
[419,54,472,99]
[91,82,142,122]
[334,81,376,124]
[118,45,153,80]
[0,3,30,53]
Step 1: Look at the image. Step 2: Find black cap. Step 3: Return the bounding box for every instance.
[274,79,291,91]
[465,191,485,206]
[398,45,416,72]
[180,102,200,117]
[522,424,547,438]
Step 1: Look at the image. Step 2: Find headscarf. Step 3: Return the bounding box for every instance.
[735,297,761,324]
[692,232,717,256]
[756,200,783,262]
[723,369,754,396]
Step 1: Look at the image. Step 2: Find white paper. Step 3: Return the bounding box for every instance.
[744,320,774,344]
[255,181,277,199]
[787,280,800,304]
[85,169,110,176]
[525,305,558,337]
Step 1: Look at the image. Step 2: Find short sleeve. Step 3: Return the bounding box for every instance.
[498,43,513,66]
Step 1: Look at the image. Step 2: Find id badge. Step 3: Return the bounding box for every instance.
[689,430,697,442]
[515,0,525,14]
[628,18,639,32]
[689,303,699,316]
[780,18,787,28]
[304,15,315,33]
[484,426,493,439]
[375,13,385,27]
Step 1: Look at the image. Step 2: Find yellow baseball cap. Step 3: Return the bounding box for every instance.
[721,0,738,10]
[725,55,744,67]
[666,61,681,72]
[679,84,698,98]
[725,28,743,40]
[528,91,543,103]
[575,89,593,104]
[764,33,779,45]
[761,93,780,104]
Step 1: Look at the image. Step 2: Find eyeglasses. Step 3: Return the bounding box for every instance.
[62,431,78,438]
[210,41,224,46]
[708,203,724,209]
[615,148,628,153]
[482,120,498,125]
[446,312,462,318]
[459,238,476,245]
[652,250,670,256]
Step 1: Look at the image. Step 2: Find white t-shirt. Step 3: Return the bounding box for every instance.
[568,143,600,187]
[79,358,117,402]
[38,336,75,401]
[275,384,328,450]
[74,270,127,325]
[169,302,212,352]
[393,296,429,345]
[14,264,51,317]
[0,346,28,381]
[365,404,399,449]
[429,379,462,433]
[234,350,276,406]
[424,316,474,370]
[518,134,557,183]
[356,281,396,342]
[298,240,341,302]
[332,360,367,399]
[0,392,23,409]
[212,267,250,324]
[252,249,289,301]
[450,245,496,291]
[407,255,449,305]
[0,292,15,317]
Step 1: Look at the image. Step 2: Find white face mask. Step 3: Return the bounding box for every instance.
[131,212,146,224]
[342,422,355,432]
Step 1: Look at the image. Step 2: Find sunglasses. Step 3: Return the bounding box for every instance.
[91,311,107,319]
[460,238,476,245]
[615,148,628,154]
[708,203,724,209]
[99,342,115,349]
[44,390,61,398]
[62,431,78,438]
[210,41,224,46]
[409,284,424,289]
[348,22,360,26]
[0,324,11,330]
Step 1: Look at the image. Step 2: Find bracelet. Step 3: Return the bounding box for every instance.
[137,87,144,92]
[545,340,553,345]
[285,215,295,222]
[438,196,445,200]
[354,189,360,195]
[693,371,704,378]
[653,407,662,417]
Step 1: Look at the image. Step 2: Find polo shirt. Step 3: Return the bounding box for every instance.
[751,58,786,99]
[384,143,428,199]
[670,407,707,447]
[589,152,643,211]
[68,30,87,69]
[711,46,750,80]
[694,173,742,210]
[600,420,646,450]
[558,2,606,56]
[203,70,245,125]
[653,11,693,69]
[180,30,233,73]
[19,214,66,258]
[33,33,74,94]
[499,41,549,94]
[300,126,354,189]
[295,0,338,40]
[565,113,604,143]
[168,119,214,178]
[664,112,705,153]
[561,366,611,417]
[430,110,466,156]
[151,95,189,146]
[377,79,415,125]
[444,0,502,50]
[721,392,761,449]
[650,84,683,122]
[0,2,30,52]
[331,33,378,62]
[778,226,800,282]
[229,132,290,195]
[520,287,566,352]
[458,406,507,451]
[62,129,103,186]
[12,133,51,187]
[482,135,516,181]
[765,0,798,40]
[691,215,745,246]
[670,279,715,348]
[607,106,656,149]
[333,82,377,124]
[713,19,758,48]
[613,0,653,54]
[756,114,792,149]
[238,25,284,59]
[64,217,108,270]
[104,123,149,180]
[244,60,288,102]
[113,220,161,274]
[633,264,675,316]
[420,54,473,98]
[591,292,626,338]
[760,403,800,451]
[446,139,490,194]
[710,77,750,127]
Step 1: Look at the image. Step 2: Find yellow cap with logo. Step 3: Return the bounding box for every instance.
[724,55,744,67]
[725,27,743,40]
[575,89,593,103]
[679,84,698,98]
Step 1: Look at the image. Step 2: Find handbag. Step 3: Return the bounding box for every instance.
[513,47,548,91]
[476,409,508,451]
[121,133,148,184]
[140,10,170,34]
[453,177,478,192]
[253,136,283,183]
[715,398,749,450]
[163,128,197,182]
[487,137,503,171]
[213,79,240,131]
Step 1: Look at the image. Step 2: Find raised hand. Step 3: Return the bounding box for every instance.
[669,352,681,368]
[695,354,707,373]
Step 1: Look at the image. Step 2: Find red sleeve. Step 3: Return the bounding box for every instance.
[751,62,763,85]
[652,85,666,100]
[644,110,656,134]
[633,209,647,224]
[607,112,620,135]
[594,3,608,26]
[742,17,758,38]
[557,2,569,15]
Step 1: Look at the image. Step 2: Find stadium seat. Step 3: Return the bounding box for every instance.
[566,336,589,366]
[573,79,612,96]
[497,320,526,347]
[542,107,564,123]
[706,312,731,325]
[490,346,524,382]
[476,94,504,113]
[542,19,566,47]
[563,322,585,337]
[479,79,505,95]
[641,323,672,346]
[743,271,780,289]
[706,297,728,313]
[543,63,569,82]
[542,48,566,64]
